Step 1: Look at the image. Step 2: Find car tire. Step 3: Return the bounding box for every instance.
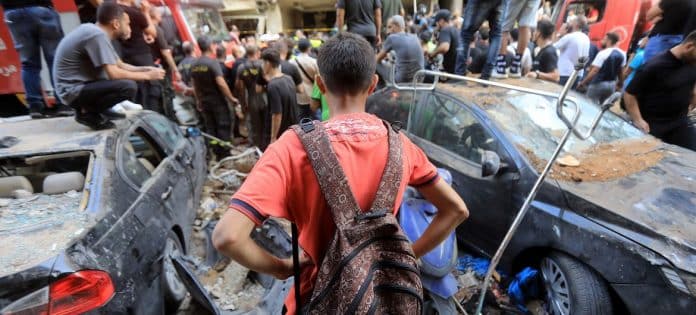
[162,230,187,313]
[541,252,612,315]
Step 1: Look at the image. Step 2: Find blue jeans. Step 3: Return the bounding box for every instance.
[455,0,507,78]
[643,34,683,62]
[4,6,64,111]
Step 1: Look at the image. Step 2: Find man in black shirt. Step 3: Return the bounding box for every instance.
[624,31,696,150]
[75,0,101,24]
[526,20,559,83]
[236,45,266,147]
[148,6,179,118]
[337,0,382,48]
[429,10,460,74]
[644,0,695,61]
[191,36,240,157]
[259,49,297,149]
[178,41,195,86]
[117,0,158,109]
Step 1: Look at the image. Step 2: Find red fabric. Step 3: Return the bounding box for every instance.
[229,113,438,314]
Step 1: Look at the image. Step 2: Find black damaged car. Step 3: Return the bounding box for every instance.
[0,111,206,314]
[367,79,696,315]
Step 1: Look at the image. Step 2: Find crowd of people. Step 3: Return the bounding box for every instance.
[1,0,694,151]
[346,0,695,150]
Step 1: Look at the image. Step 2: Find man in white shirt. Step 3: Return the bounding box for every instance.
[554,15,590,88]
[578,32,626,104]
[291,38,319,120]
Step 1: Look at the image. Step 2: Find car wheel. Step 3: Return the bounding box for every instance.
[541,252,612,315]
[162,230,187,312]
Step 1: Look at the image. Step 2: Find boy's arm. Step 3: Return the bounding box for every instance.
[413,179,469,258]
[213,210,294,279]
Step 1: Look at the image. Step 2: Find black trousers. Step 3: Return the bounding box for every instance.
[70,80,137,114]
[200,97,233,156]
[125,52,162,113]
[649,118,696,151]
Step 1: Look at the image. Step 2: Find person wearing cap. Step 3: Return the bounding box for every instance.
[291,38,319,121]
[429,9,461,74]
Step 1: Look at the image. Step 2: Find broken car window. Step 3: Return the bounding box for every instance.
[120,128,167,187]
[412,94,497,164]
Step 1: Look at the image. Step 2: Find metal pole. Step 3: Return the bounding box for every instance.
[473,60,587,315]
[473,127,573,315]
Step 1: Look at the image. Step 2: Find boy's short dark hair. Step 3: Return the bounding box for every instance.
[537,20,555,39]
[606,32,620,45]
[261,48,281,68]
[317,32,376,95]
[182,41,194,55]
[97,2,125,25]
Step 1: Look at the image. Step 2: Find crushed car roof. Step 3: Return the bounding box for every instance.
[0,116,117,157]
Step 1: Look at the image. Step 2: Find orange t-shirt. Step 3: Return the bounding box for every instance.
[229,113,439,314]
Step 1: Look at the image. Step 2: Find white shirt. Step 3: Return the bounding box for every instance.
[291,54,319,105]
[553,31,591,77]
[591,47,627,68]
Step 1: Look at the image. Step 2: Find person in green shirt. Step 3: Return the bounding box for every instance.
[310,81,330,120]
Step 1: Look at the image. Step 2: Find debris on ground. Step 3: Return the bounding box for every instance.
[177,145,268,314]
[520,138,664,182]
[455,255,547,315]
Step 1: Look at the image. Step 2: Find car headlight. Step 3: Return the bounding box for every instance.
[661,267,696,297]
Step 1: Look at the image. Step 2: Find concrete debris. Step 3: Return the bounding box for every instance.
[177,145,268,314]
[11,189,33,199]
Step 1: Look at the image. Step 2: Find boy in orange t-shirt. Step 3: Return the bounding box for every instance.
[212,32,469,314]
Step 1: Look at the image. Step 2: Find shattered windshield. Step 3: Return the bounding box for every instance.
[181,7,227,40]
[484,91,646,160]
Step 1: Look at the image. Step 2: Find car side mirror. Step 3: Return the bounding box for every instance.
[184,127,201,138]
[481,150,501,177]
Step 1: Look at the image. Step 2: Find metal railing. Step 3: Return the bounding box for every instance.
[389,58,620,314]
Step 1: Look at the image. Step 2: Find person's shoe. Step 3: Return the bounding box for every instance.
[101,108,127,120]
[41,104,75,117]
[75,112,115,130]
[491,54,508,79]
[29,110,47,119]
[509,54,522,78]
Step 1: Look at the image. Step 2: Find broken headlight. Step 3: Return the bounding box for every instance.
[661,267,696,297]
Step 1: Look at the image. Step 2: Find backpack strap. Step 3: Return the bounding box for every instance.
[291,120,361,227]
[368,121,403,213]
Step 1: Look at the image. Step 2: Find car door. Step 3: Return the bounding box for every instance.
[108,121,188,312]
[142,113,198,243]
[408,91,518,256]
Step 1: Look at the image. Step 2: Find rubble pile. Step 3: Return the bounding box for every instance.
[177,146,267,314]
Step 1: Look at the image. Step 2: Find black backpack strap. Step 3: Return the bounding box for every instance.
[291,120,362,228]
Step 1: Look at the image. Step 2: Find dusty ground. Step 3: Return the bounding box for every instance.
[520,138,664,182]
[176,146,267,314]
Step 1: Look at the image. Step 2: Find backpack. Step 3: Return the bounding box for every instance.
[290,120,423,314]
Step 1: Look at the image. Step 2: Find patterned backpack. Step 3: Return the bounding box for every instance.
[290,120,423,314]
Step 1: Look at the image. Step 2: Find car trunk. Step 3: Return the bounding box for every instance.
[557,144,696,273]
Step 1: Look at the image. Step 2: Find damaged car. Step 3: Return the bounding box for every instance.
[367,78,696,314]
[0,111,206,314]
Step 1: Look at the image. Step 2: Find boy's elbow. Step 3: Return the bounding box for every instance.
[456,204,469,222]
[212,225,240,253]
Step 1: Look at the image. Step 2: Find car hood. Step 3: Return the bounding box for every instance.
[557,144,696,273]
[0,192,91,278]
